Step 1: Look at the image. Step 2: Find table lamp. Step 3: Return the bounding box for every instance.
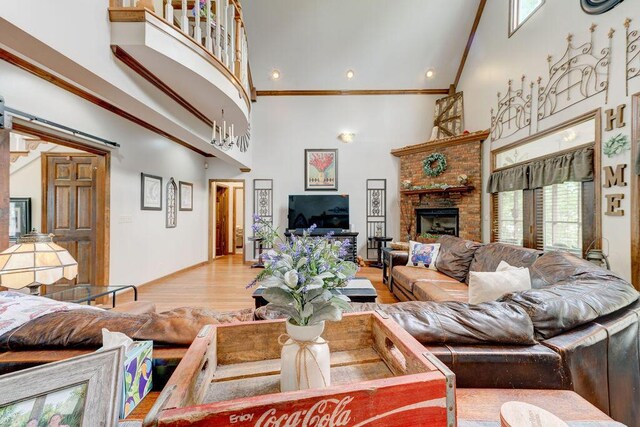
[0,232,78,295]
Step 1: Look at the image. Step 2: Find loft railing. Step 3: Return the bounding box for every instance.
[110,0,251,99]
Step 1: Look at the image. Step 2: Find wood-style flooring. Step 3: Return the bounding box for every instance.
[129,254,397,313]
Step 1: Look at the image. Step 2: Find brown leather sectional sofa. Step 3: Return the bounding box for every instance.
[383,235,640,426]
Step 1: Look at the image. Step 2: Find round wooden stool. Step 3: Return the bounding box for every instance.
[500,401,569,427]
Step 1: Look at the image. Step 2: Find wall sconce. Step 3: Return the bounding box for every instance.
[338,133,355,143]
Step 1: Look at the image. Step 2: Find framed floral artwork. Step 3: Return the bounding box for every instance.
[141,173,162,210]
[305,149,338,191]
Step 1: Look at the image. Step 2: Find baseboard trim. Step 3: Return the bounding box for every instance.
[137,261,209,288]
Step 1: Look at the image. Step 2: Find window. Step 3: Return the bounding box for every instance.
[541,182,582,256]
[495,191,524,246]
[510,0,544,35]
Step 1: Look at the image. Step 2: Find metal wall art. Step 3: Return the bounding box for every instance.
[626,18,640,95]
[253,179,273,257]
[166,178,177,228]
[366,179,387,260]
[537,25,612,127]
[490,76,533,141]
[581,0,625,15]
[433,92,464,138]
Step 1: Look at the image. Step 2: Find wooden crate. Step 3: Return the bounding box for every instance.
[144,311,455,427]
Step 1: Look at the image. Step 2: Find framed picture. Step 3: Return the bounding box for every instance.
[9,198,31,242]
[305,149,338,191]
[0,347,123,427]
[179,181,193,211]
[141,173,162,210]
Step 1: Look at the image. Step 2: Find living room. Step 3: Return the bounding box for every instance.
[0,0,639,426]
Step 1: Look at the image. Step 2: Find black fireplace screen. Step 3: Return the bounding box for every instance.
[416,208,459,237]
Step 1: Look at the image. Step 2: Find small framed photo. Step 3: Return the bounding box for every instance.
[141,173,162,210]
[0,347,124,427]
[305,149,338,191]
[179,181,193,211]
[9,198,31,242]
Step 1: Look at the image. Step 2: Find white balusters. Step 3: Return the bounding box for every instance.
[228,4,235,74]
[205,0,213,51]
[194,0,202,44]
[215,0,222,57]
[222,0,229,66]
[181,0,188,32]
[164,0,174,24]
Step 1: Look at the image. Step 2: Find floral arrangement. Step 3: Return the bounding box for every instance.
[250,216,358,326]
[603,133,630,157]
[308,153,335,173]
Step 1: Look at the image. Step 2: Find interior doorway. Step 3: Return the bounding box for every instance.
[209,179,245,261]
[2,123,110,285]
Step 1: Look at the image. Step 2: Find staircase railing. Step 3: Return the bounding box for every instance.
[110,0,251,99]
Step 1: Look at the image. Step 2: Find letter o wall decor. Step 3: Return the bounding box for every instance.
[581,0,625,14]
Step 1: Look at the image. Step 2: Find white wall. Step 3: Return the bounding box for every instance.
[207,94,437,259]
[458,0,640,280]
[1,60,209,285]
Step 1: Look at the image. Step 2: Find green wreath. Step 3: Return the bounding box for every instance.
[422,153,447,177]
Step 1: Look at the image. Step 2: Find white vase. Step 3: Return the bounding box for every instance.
[280,320,331,392]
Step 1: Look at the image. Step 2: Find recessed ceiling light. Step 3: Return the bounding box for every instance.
[425,68,436,79]
[271,69,281,80]
[346,69,355,80]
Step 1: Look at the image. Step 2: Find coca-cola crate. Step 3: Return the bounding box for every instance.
[143,311,455,427]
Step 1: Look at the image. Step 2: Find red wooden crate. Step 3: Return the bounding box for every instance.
[144,311,455,427]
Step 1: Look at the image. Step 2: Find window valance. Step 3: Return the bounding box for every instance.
[487,147,594,193]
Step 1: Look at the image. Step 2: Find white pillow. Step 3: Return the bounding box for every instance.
[468,267,532,304]
[406,241,440,270]
[496,260,524,272]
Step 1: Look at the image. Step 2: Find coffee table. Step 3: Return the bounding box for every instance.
[42,284,138,308]
[251,277,378,309]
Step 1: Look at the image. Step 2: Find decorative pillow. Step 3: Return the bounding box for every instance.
[468,267,532,304]
[435,235,483,282]
[406,241,440,270]
[496,260,525,272]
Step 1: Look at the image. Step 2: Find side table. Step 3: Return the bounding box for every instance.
[368,236,393,269]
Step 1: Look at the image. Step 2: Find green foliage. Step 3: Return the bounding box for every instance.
[251,219,359,326]
[422,153,447,177]
[603,133,630,157]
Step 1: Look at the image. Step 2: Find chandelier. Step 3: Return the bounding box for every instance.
[210,109,235,151]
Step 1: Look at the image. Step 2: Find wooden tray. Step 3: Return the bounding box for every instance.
[144,311,455,427]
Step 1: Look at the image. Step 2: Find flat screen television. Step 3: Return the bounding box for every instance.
[288,195,349,231]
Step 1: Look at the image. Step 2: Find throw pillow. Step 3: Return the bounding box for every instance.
[435,235,483,282]
[496,260,525,271]
[468,268,532,304]
[406,241,440,270]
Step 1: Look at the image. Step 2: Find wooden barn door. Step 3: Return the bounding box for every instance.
[43,153,103,285]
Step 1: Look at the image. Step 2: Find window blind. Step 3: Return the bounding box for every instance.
[538,182,583,256]
[494,190,524,246]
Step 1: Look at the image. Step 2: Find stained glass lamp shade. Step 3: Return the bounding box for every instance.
[0,233,78,294]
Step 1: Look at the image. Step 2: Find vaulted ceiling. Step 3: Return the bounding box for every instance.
[243,0,482,91]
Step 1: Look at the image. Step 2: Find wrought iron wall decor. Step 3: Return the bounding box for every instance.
[253,179,273,258]
[166,177,177,228]
[581,0,625,15]
[626,18,639,95]
[433,92,464,138]
[366,179,387,260]
[236,124,250,152]
[537,25,612,128]
[490,76,533,142]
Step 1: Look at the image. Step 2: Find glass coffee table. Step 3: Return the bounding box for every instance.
[42,284,138,308]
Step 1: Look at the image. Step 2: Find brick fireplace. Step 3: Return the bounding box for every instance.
[391,131,489,242]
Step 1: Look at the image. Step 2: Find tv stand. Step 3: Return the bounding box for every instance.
[284,230,358,262]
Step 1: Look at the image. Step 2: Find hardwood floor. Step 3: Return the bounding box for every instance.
[130,254,398,313]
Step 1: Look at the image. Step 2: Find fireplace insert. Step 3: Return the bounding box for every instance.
[415,208,459,237]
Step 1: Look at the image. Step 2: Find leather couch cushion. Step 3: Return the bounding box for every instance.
[435,235,483,282]
[468,243,542,283]
[392,266,457,294]
[426,343,568,389]
[413,280,468,303]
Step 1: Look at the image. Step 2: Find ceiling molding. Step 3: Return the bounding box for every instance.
[256,89,450,97]
[454,0,487,89]
[0,48,214,157]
